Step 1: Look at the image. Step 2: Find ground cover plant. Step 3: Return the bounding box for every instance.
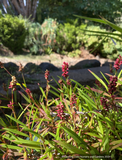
[0,54,122,159]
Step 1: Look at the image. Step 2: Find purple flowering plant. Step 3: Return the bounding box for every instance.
[0,54,122,160]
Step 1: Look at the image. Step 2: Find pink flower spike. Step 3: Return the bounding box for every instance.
[114,55,122,70]
[62,62,69,78]
[56,102,65,120]
[26,88,33,99]
[7,101,14,109]
[45,70,50,80]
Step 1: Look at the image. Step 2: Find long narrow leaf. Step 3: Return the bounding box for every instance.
[88,70,108,91]
[61,126,88,149]
[73,15,107,24]
[0,144,22,150]
[54,140,86,155]
[6,115,27,127]
[3,128,29,137]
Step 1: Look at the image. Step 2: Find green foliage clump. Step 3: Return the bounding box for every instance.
[55,20,122,59]
[24,22,42,55]
[0,13,28,54]
[37,0,122,27]
[24,18,58,55]
[82,26,122,59]
[54,19,87,54]
[41,18,58,54]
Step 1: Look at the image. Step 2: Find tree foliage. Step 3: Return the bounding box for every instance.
[0,0,38,21]
[36,0,122,25]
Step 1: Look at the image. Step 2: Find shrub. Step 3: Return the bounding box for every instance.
[55,20,122,59]
[24,18,58,55]
[0,14,28,54]
[54,19,87,54]
[82,26,122,59]
[24,22,42,55]
[41,18,58,53]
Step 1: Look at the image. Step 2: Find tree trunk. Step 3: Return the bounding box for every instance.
[0,0,38,21]
[32,0,38,20]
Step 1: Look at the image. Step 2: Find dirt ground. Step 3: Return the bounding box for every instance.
[0,46,115,68]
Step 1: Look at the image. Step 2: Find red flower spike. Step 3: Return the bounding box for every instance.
[56,102,65,120]
[45,70,50,81]
[114,55,122,70]
[7,101,14,109]
[26,88,33,99]
[108,76,117,95]
[62,62,69,78]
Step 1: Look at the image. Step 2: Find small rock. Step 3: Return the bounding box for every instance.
[102,61,114,67]
[69,59,101,70]
[38,62,60,71]
[24,63,38,74]
[4,62,19,72]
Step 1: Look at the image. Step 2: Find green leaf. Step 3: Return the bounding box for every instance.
[118,70,122,79]
[111,143,122,150]
[22,128,44,141]
[61,126,88,149]
[19,144,41,149]
[16,82,21,86]
[110,140,122,145]
[101,17,122,33]
[18,91,31,103]
[85,132,101,139]
[12,139,40,146]
[98,121,103,136]
[0,117,7,127]
[73,15,107,24]
[100,71,109,84]
[77,88,97,110]
[3,128,29,137]
[88,70,108,91]
[6,114,27,127]
[38,86,46,98]
[54,140,87,155]
[101,129,110,152]
[0,143,22,150]
[22,83,27,88]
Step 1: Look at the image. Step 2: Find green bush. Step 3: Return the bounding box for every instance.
[82,26,122,59]
[0,13,28,54]
[41,18,58,53]
[55,20,122,59]
[24,18,58,55]
[24,22,42,55]
[54,19,87,54]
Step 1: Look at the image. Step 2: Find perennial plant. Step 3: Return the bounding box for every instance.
[0,56,122,159]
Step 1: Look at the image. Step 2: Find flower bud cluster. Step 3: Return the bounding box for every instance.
[62,62,69,78]
[66,79,71,86]
[9,76,17,91]
[26,88,33,99]
[70,93,77,106]
[45,70,50,81]
[56,102,65,120]
[114,55,122,70]
[7,101,14,109]
[100,97,109,111]
[108,76,118,95]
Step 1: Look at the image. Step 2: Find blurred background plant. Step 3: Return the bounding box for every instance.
[0,0,122,59]
[0,12,28,54]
